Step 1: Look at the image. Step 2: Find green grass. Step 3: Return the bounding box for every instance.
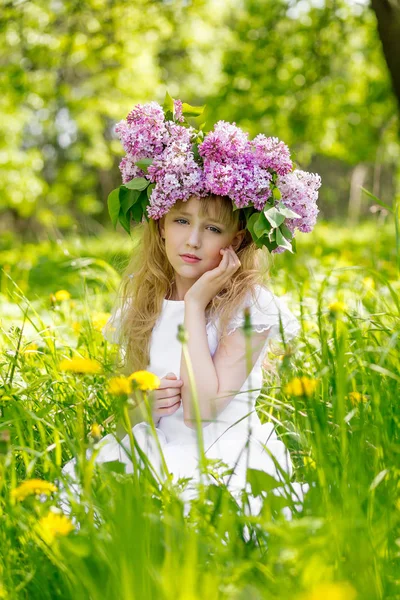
[0,220,399,600]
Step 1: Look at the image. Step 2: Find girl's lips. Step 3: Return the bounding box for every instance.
[180,255,201,263]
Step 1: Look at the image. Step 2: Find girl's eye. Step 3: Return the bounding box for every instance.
[174,219,221,234]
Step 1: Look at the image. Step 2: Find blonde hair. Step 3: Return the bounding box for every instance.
[114,195,270,373]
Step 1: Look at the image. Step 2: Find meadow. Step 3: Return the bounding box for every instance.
[0,219,399,600]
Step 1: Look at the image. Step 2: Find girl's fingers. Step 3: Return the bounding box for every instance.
[158,378,183,390]
[155,394,181,408]
[154,399,181,416]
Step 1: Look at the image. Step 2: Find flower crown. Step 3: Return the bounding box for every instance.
[108,93,321,254]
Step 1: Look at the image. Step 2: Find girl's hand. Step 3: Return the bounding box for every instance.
[184,245,241,309]
[150,372,183,424]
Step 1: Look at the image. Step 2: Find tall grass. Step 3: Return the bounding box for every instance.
[0,222,399,599]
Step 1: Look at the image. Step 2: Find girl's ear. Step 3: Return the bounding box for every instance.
[231,229,246,251]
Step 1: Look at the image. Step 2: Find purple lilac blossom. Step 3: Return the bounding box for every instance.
[173,99,184,122]
[278,169,321,233]
[198,121,249,162]
[252,134,293,176]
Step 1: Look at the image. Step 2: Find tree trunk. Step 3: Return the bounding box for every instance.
[370,0,400,112]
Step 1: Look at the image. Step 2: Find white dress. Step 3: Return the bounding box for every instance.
[61,285,300,508]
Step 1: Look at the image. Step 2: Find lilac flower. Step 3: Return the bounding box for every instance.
[252,134,292,176]
[119,157,143,184]
[173,99,184,122]
[199,121,249,163]
[114,102,167,167]
[278,169,321,233]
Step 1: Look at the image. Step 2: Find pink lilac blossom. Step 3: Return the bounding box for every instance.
[119,157,143,184]
[114,102,167,178]
[198,121,249,162]
[173,99,184,122]
[278,169,321,233]
[252,134,293,176]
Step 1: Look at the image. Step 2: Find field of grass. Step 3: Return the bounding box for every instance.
[0,220,399,600]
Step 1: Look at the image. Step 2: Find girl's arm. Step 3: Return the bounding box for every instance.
[180,298,270,428]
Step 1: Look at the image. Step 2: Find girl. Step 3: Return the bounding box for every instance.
[62,98,320,509]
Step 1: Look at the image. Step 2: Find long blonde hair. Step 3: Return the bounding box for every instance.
[114,195,270,373]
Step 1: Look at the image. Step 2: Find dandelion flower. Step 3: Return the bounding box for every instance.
[284,376,317,397]
[328,301,347,313]
[72,322,82,334]
[53,290,71,302]
[348,391,368,406]
[128,370,160,391]
[11,479,57,502]
[362,277,375,290]
[58,357,102,374]
[92,312,112,332]
[107,376,132,396]
[298,581,357,600]
[303,456,316,469]
[37,511,74,545]
[90,423,103,438]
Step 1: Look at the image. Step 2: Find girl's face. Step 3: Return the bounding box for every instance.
[159,196,245,282]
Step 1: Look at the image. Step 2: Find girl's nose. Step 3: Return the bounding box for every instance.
[188,228,201,247]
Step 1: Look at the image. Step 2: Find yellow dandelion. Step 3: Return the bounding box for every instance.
[22,343,39,355]
[303,456,316,469]
[92,312,112,332]
[284,376,317,397]
[72,322,82,334]
[348,391,368,406]
[37,511,74,545]
[128,370,161,391]
[328,301,347,313]
[362,277,375,290]
[53,290,71,302]
[298,581,357,600]
[58,357,102,374]
[90,423,103,438]
[107,376,132,396]
[11,479,57,502]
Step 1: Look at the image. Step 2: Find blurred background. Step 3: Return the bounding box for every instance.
[1,0,399,241]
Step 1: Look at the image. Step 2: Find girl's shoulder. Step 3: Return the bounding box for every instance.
[224,284,300,343]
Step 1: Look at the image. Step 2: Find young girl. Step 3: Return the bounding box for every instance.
[62,98,320,508]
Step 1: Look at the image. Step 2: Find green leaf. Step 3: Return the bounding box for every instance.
[253,211,270,239]
[163,91,174,115]
[247,468,283,496]
[107,188,121,229]
[118,209,131,235]
[246,212,260,241]
[280,223,293,239]
[276,202,301,219]
[120,188,140,215]
[191,142,201,162]
[182,102,205,117]
[134,158,153,174]
[146,183,155,199]
[275,227,293,253]
[272,187,282,200]
[130,201,143,223]
[101,460,126,475]
[264,206,285,228]
[125,177,149,191]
